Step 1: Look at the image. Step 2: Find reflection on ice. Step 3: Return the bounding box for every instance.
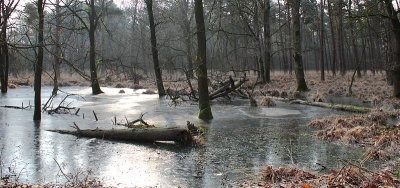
[239,106,302,118]
[0,86,368,187]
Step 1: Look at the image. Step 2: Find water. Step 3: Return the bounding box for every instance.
[0,86,369,187]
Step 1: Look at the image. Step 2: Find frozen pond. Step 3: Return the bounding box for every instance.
[0,86,368,187]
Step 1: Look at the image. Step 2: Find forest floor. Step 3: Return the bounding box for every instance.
[7,70,393,103]
[3,70,400,187]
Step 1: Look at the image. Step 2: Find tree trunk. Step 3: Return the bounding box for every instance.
[338,0,346,75]
[383,0,400,98]
[348,0,361,78]
[194,0,213,119]
[291,0,309,91]
[278,0,288,73]
[0,1,11,93]
[34,0,45,121]
[130,0,139,82]
[145,0,165,97]
[50,127,193,144]
[263,0,271,83]
[327,0,337,76]
[320,0,325,81]
[89,0,103,95]
[287,3,293,75]
[52,0,61,95]
[181,0,194,77]
[253,2,265,83]
[0,19,7,93]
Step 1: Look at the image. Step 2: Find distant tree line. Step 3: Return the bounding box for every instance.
[0,0,400,119]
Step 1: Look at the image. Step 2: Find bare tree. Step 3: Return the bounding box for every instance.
[319,0,325,81]
[194,0,213,119]
[87,0,103,94]
[52,0,62,95]
[34,0,45,120]
[327,0,337,76]
[338,0,346,75]
[262,0,271,83]
[348,0,361,78]
[64,0,105,95]
[290,0,308,91]
[0,0,20,93]
[144,0,165,97]
[179,0,194,76]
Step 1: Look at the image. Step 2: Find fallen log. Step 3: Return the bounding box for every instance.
[48,127,194,145]
[0,105,30,110]
[289,99,371,113]
[209,76,247,100]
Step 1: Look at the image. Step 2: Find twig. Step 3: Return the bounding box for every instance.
[75,108,80,115]
[43,93,57,111]
[139,112,147,119]
[123,112,154,128]
[53,158,71,182]
[339,158,375,175]
[15,163,28,182]
[93,111,98,121]
[316,162,327,172]
[286,139,295,166]
[331,163,347,185]
[72,122,81,132]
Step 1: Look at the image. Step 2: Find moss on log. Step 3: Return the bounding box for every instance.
[289,99,371,113]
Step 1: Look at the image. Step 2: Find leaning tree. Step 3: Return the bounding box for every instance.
[144,0,165,97]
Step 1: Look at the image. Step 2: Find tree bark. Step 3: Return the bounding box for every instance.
[253,2,265,83]
[327,0,337,76]
[320,0,325,81]
[182,0,194,76]
[338,0,346,76]
[383,0,400,98]
[0,1,8,93]
[34,0,45,121]
[291,0,309,91]
[263,0,271,83]
[145,0,165,97]
[0,0,16,93]
[348,0,361,78]
[194,0,213,119]
[89,0,103,95]
[287,3,293,75]
[52,0,61,95]
[130,0,139,83]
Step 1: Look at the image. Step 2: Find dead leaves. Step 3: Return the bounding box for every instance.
[262,166,316,185]
[260,97,276,107]
[259,165,400,187]
[309,110,391,146]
